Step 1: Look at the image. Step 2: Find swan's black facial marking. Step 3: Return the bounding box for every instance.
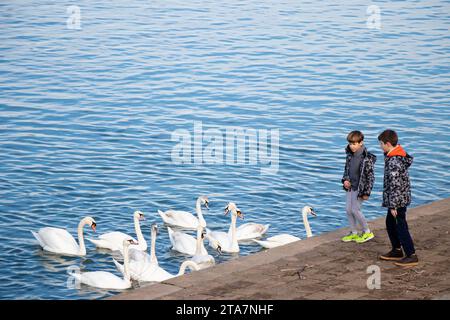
[127,239,138,245]
[224,206,229,215]
[217,245,222,255]
[91,222,97,232]
[236,210,244,219]
[138,212,145,220]
[310,208,317,216]
[204,200,209,209]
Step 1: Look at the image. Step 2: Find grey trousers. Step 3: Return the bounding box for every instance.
[346,190,370,233]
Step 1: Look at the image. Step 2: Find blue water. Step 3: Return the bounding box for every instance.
[1,0,449,299]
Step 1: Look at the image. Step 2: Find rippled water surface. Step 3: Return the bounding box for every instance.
[1,0,449,299]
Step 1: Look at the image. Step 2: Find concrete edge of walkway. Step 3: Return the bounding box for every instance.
[109,197,450,300]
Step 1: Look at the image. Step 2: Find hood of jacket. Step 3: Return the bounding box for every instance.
[386,144,413,168]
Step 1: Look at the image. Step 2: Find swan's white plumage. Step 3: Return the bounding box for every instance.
[32,228,80,255]
[233,223,270,241]
[252,206,316,249]
[72,271,131,290]
[158,210,200,229]
[168,227,208,256]
[31,216,96,256]
[87,211,146,253]
[72,239,135,290]
[88,231,136,251]
[252,234,301,248]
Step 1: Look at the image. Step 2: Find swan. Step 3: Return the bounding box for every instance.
[113,227,200,282]
[130,260,200,283]
[87,211,147,253]
[72,239,136,290]
[167,226,208,256]
[31,216,96,256]
[191,227,216,269]
[158,195,209,229]
[253,206,317,249]
[115,223,160,279]
[127,223,159,265]
[232,222,270,241]
[206,202,243,253]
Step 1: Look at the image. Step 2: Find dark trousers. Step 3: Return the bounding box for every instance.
[386,207,416,256]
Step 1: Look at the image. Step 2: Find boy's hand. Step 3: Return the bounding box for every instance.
[390,208,397,218]
[360,195,369,201]
[343,180,351,190]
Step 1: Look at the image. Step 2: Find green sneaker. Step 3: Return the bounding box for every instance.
[355,232,375,243]
[341,233,360,242]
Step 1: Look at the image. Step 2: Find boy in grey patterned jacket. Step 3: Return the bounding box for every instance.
[341,131,376,243]
[378,129,418,267]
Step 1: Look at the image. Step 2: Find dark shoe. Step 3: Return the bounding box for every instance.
[395,254,419,267]
[379,248,404,261]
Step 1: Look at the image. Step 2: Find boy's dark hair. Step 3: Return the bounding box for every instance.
[347,130,364,143]
[378,129,398,146]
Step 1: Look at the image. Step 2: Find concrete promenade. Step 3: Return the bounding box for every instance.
[110,198,450,300]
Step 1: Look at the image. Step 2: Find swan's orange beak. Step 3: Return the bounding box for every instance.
[91,223,96,232]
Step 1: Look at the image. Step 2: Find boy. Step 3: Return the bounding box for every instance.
[341,130,376,243]
[378,129,418,267]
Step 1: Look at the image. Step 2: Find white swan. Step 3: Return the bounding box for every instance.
[113,224,158,279]
[31,216,96,256]
[191,228,215,269]
[88,211,147,253]
[72,239,136,290]
[113,226,200,282]
[233,222,270,241]
[253,206,317,249]
[167,226,208,256]
[132,260,200,283]
[158,195,209,229]
[206,202,243,253]
[127,223,159,266]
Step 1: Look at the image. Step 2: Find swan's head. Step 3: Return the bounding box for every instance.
[201,229,207,240]
[151,223,158,235]
[302,206,317,217]
[133,210,145,221]
[224,202,244,219]
[123,239,138,247]
[199,195,210,209]
[83,217,97,232]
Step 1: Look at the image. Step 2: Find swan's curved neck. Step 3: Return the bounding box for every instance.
[195,198,205,223]
[302,210,313,238]
[229,213,239,250]
[77,219,87,255]
[195,226,204,255]
[177,261,198,276]
[123,244,131,282]
[134,217,147,250]
[150,229,158,265]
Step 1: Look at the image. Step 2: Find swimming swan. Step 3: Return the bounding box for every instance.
[134,260,200,282]
[206,202,243,253]
[233,222,270,241]
[72,239,136,290]
[167,225,208,256]
[191,227,216,269]
[158,195,209,229]
[31,216,96,256]
[253,206,317,249]
[114,228,200,282]
[88,211,147,253]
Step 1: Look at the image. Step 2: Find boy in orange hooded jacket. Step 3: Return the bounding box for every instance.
[378,129,418,267]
